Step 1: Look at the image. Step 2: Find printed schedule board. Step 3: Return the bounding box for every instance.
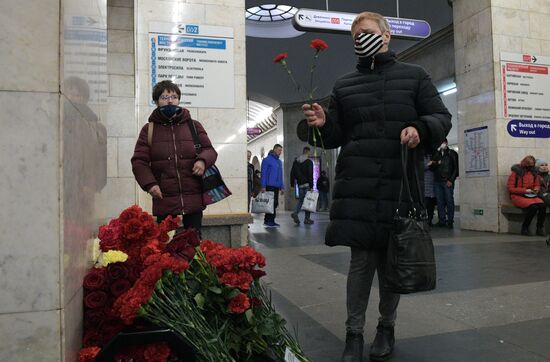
[149,22,234,108]
[464,126,490,177]
[501,52,550,121]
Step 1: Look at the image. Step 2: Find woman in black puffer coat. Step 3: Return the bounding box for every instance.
[305,50,451,249]
[300,14,451,361]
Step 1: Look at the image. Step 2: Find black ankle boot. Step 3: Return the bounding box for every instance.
[369,323,395,361]
[341,332,363,362]
[521,225,531,236]
[536,227,545,236]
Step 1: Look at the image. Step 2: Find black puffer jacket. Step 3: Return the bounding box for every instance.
[309,51,451,250]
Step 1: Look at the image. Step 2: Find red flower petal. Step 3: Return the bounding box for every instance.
[273,52,288,63]
[310,38,329,51]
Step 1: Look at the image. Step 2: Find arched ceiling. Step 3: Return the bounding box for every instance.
[246,0,454,105]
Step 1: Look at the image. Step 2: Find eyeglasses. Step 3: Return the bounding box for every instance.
[159,95,179,101]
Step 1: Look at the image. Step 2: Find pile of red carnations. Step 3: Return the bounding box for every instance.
[78,205,309,362]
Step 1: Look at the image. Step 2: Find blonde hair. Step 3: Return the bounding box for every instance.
[351,11,390,34]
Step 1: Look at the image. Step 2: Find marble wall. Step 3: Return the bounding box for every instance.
[453,0,550,232]
[0,0,108,360]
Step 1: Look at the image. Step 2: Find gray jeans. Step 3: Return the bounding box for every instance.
[346,247,401,333]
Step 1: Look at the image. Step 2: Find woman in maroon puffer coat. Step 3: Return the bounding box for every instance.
[131,81,217,232]
[507,155,546,236]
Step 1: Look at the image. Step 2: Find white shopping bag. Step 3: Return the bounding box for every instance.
[301,191,319,212]
[250,191,275,214]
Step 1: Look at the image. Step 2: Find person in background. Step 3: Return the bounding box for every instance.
[301,11,451,362]
[131,80,217,233]
[252,170,262,198]
[247,150,255,211]
[424,153,437,226]
[431,139,459,228]
[290,146,315,225]
[317,170,330,212]
[260,144,284,227]
[536,159,549,202]
[508,155,545,236]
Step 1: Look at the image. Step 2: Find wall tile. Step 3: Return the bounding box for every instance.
[453,0,491,23]
[0,310,61,361]
[103,96,137,137]
[0,0,59,92]
[95,177,137,220]
[108,5,134,30]
[529,13,550,40]
[108,29,134,54]
[110,75,135,97]
[196,108,246,143]
[522,0,550,14]
[0,92,60,313]
[108,52,135,75]
[109,0,133,7]
[118,137,136,177]
[522,38,541,54]
[211,143,248,178]
[492,7,530,36]
[107,137,118,177]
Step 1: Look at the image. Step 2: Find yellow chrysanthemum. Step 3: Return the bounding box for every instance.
[96,250,128,268]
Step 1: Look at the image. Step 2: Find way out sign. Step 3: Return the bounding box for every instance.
[507,119,550,138]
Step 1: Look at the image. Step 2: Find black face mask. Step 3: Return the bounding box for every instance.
[159,105,182,119]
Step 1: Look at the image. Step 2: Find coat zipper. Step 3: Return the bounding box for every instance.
[171,124,185,214]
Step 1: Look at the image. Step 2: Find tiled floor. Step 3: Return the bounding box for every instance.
[250,211,550,361]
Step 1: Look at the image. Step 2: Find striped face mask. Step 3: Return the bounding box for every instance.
[354,33,384,58]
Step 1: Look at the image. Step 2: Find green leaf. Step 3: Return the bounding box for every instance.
[194,293,205,309]
[208,286,222,294]
[226,288,241,299]
[245,309,254,324]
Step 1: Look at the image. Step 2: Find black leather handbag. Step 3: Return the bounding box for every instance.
[383,145,436,294]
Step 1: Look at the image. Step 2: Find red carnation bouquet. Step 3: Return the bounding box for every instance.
[274,38,329,156]
[78,206,309,362]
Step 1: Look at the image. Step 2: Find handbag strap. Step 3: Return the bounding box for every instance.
[187,119,202,156]
[397,145,426,215]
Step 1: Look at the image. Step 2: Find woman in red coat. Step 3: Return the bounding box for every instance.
[507,155,546,236]
[131,81,217,232]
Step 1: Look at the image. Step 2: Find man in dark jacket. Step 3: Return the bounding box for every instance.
[260,144,284,227]
[290,147,314,225]
[431,139,459,228]
[247,150,255,211]
[317,170,330,211]
[301,11,451,362]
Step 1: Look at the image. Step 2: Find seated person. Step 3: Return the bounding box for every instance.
[507,155,545,236]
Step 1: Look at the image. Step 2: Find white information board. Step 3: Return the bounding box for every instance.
[149,22,234,108]
[501,52,550,120]
[464,126,490,177]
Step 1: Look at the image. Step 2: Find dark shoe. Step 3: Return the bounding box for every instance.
[369,323,395,362]
[446,222,454,229]
[291,213,300,225]
[272,222,281,227]
[263,221,276,228]
[304,219,314,225]
[436,223,446,227]
[536,227,545,236]
[521,226,531,236]
[341,332,363,362]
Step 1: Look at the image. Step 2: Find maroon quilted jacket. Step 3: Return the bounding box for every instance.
[131,107,217,216]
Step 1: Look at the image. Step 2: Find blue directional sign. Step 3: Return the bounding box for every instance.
[507,119,550,138]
